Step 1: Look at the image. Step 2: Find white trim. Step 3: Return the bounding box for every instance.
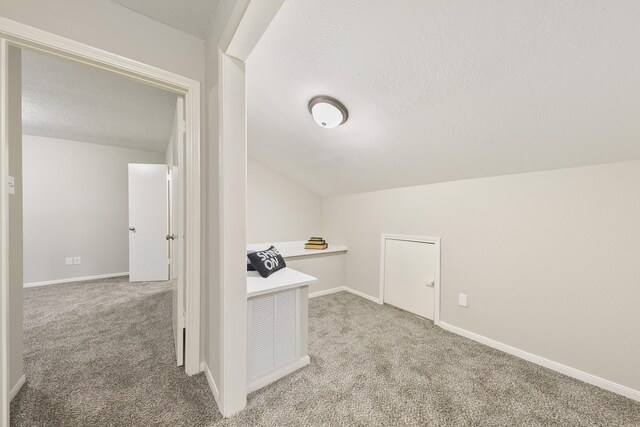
[327,287,640,403]
[247,356,310,393]
[23,272,129,288]
[379,233,441,323]
[308,286,383,304]
[0,18,202,411]
[183,75,201,377]
[225,0,286,61]
[309,286,345,299]
[0,17,189,93]
[344,287,383,305]
[202,362,222,410]
[0,37,10,427]
[218,51,248,417]
[216,0,284,417]
[9,374,25,401]
[438,322,640,402]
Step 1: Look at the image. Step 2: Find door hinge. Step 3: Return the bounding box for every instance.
[178,120,186,135]
[8,176,15,195]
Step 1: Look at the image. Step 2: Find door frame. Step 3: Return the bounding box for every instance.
[0,17,202,418]
[213,0,285,417]
[379,233,442,324]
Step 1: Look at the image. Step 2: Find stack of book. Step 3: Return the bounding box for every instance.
[304,237,328,250]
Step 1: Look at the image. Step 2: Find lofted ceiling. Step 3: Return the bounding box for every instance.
[22,50,178,153]
[247,0,640,196]
[110,0,219,39]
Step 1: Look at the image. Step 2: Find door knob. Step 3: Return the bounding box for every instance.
[166,234,176,240]
[129,226,136,232]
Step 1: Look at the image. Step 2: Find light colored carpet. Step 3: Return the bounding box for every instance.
[11,277,640,426]
[11,277,220,426]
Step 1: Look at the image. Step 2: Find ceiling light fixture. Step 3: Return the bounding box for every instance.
[308,96,348,128]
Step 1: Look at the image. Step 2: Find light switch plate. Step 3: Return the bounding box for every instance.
[8,176,15,195]
[65,257,73,266]
[73,256,81,265]
[458,293,468,307]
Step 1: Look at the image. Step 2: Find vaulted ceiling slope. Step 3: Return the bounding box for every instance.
[247,0,640,196]
[110,0,219,39]
[23,50,178,153]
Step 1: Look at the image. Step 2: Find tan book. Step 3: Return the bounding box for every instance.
[304,243,328,250]
[308,237,324,241]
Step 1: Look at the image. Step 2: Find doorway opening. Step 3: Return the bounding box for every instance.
[1,26,202,423]
[10,45,192,421]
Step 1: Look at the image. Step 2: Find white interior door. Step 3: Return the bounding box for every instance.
[128,163,169,282]
[170,97,185,366]
[384,239,436,320]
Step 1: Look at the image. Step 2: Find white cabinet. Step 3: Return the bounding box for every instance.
[247,268,315,392]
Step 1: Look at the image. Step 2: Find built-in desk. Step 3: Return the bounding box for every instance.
[248,241,348,296]
[247,241,348,258]
[246,267,317,392]
[247,268,317,297]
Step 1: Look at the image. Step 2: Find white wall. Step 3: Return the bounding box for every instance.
[22,135,165,285]
[204,0,237,398]
[246,158,340,294]
[287,254,345,295]
[323,160,640,393]
[0,0,204,84]
[247,157,322,243]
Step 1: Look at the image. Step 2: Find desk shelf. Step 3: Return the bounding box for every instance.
[247,241,348,259]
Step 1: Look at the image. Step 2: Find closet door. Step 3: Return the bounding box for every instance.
[384,239,436,320]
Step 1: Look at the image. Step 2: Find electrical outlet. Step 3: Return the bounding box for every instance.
[458,293,468,307]
[65,257,73,266]
[73,256,82,265]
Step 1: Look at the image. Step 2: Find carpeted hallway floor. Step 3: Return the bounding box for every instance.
[11,277,640,426]
[11,277,218,426]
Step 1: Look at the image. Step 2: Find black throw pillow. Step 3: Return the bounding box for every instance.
[247,250,257,271]
[247,246,286,278]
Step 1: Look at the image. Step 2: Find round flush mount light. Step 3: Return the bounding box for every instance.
[308,96,348,128]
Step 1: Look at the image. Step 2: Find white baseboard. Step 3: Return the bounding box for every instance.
[202,362,222,411]
[247,355,310,393]
[23,272,129,288]
[309,286,383,305]
[10,374,26,401]
[343,287,383,305]
[438,322,640,402]
[309,288,639,402]
[309,286,345,298]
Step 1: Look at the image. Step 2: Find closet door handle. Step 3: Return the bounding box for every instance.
[129,226,136,232]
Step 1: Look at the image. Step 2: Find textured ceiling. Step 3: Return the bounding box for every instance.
[110,0,219,39]
[247,0,640,196]
[22,50,178,153]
